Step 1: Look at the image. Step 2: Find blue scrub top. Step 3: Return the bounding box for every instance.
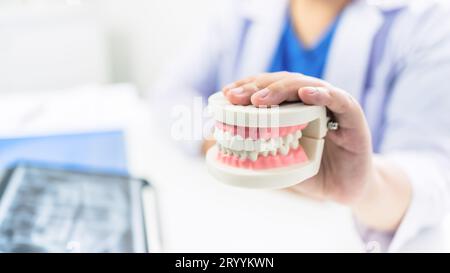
[269,15,341,78]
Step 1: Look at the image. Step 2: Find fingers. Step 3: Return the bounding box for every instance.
[222,72,291,105]
[222,74,371,154]
[223,81,258,105]
[222,76,256,95]
[298,86,372,153]
[250,75,326,106]
[298,86,365,129]
[222,76,255,97]
[221,73,367,134]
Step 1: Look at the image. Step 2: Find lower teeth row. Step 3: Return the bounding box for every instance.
[218,140,300,162]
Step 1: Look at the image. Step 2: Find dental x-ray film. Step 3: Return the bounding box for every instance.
[0,164,149,253]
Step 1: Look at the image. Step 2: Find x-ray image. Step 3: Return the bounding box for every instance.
[0,164,148,253]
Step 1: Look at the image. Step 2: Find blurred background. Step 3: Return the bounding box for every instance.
[2,0,449,253]
[0,0,368,253]
[0,0,214,94]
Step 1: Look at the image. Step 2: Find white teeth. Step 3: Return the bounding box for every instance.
[229,135,244,151]
[253,139,261,151]
[223,132,231,148]
[259,140,268,151]
[216,128,304,160]
[249,152,258,162]
[269,138,277,149]
[244,138,254,151]
[291,140,299,149]
[280,145,289,155]
[274,137,282,149]
[283,134,294,145]
[264,141,272,151]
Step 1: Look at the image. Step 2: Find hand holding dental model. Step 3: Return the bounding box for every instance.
[207,88,328,189]
[207,72,412,232]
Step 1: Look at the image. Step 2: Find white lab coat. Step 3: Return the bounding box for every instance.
[151,0,450,252]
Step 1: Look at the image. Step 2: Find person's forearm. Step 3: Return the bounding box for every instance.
[352,155,412,232]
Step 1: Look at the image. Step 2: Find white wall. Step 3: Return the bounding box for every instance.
[99,0,214,92]
[0,0,215,93]
[0,2,109,93]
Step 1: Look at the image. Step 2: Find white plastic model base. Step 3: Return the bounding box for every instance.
[206,92,328,190]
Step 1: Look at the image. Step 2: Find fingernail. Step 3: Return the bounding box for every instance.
[230,87,244,94]
[255,88,271,98]
[303,87,319,95]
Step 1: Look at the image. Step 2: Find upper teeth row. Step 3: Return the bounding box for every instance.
[214,129,302,153]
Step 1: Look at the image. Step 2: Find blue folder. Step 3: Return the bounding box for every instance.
[0,131,128,174]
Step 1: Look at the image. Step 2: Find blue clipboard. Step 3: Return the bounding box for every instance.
[0,130,128,175]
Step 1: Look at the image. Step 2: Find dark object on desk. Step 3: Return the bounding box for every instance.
[0,163,160,253]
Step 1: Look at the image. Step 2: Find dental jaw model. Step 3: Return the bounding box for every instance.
[206,92,328,189]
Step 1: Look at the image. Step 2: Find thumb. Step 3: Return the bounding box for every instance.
[298,86,365,129]
[298,86,372,152]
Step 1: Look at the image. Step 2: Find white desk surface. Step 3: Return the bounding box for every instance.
[1,84,449,252]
